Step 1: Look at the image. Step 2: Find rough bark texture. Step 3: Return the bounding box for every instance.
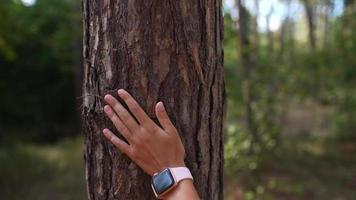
[81,0,226,200]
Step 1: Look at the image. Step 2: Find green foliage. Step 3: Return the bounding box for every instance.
[225,137,356,200]
[0,0,82,142]
[224,0,356,198]
[331,9,356,141]
[224,9,282,175]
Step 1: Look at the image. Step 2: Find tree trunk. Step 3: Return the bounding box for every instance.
[343,0,355,21]
[253,0,260,53]
[266,7,274,55]
[81,1,226,200]
[236,0,261,146]
[286,0,296,67]
[323,0,333,48]
[302,0,316,50]
[345,0,355,7]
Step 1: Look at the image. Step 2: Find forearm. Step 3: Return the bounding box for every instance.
[163,179,200,200]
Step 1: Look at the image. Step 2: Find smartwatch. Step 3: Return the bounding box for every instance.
[151,167,193,199]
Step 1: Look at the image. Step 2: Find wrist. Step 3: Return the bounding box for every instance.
[161,179,195,200]
[153,161,186,176]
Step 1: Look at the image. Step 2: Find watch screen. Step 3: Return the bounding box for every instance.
[152,169,175,194]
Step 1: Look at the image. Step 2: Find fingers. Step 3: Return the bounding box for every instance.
[103,128,131,155]
[117,89,156,131]
[155,101,176,133]
[104,94,140,133]
[104,105,133,143]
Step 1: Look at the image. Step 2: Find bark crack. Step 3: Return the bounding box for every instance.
[195,83,203,169]
[207,69,216,197]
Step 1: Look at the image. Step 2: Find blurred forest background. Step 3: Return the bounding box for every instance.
[0,0,355,199]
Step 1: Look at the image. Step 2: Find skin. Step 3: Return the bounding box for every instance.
[102,89,200,199]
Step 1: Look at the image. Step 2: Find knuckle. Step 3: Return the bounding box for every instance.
[114,105,122,114]
[111,115,118,123]
[113,117,123,129]
[129,100,139,109]
[113,103,122,111]
[111,100,118,108]
[141,134,150,143]
[130,148,139,159]
[123,133,132,141]
[135,133,149,146]
[134,136,144,145]
[120,112,130,121]
[138,126,147,134]
[116,126,125,135]
[106,134,113,141]
[110,136,116,143]
[121,128,133,141]
[145,124,157,133]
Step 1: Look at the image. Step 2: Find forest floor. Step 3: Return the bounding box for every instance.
[0,137,355,200]
[225,138,356,200]
[0,137,86,200]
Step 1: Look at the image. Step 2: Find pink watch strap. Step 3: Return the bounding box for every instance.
[170,167,193,182]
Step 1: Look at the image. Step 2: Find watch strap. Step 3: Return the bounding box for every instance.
[170,167,193,183]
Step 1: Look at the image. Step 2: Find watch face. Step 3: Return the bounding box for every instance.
[152,169,175,195]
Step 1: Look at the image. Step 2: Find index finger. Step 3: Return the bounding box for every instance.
[117,89,157,131]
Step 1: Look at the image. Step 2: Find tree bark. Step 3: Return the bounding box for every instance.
[81,0,226,200]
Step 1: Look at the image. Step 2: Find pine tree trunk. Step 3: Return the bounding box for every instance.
[81,1,226,200]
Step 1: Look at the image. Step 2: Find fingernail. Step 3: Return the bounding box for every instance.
[104,105,111,113]
[104,95,111,101]
[118,89,125,95]
[103,129,110,137]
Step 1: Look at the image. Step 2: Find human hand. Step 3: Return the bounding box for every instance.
[102,89,186,176]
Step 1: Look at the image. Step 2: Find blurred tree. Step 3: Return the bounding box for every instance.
[82,0,226,199]
[332,0,356,141]
[266,7,275,54]
[0,0,81,142]
[302,0,317,50]
[344,0,355,6]
[322,0,333,48]
[224,0,356,197]
[236,0,261,147]
[253,0,260,52]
